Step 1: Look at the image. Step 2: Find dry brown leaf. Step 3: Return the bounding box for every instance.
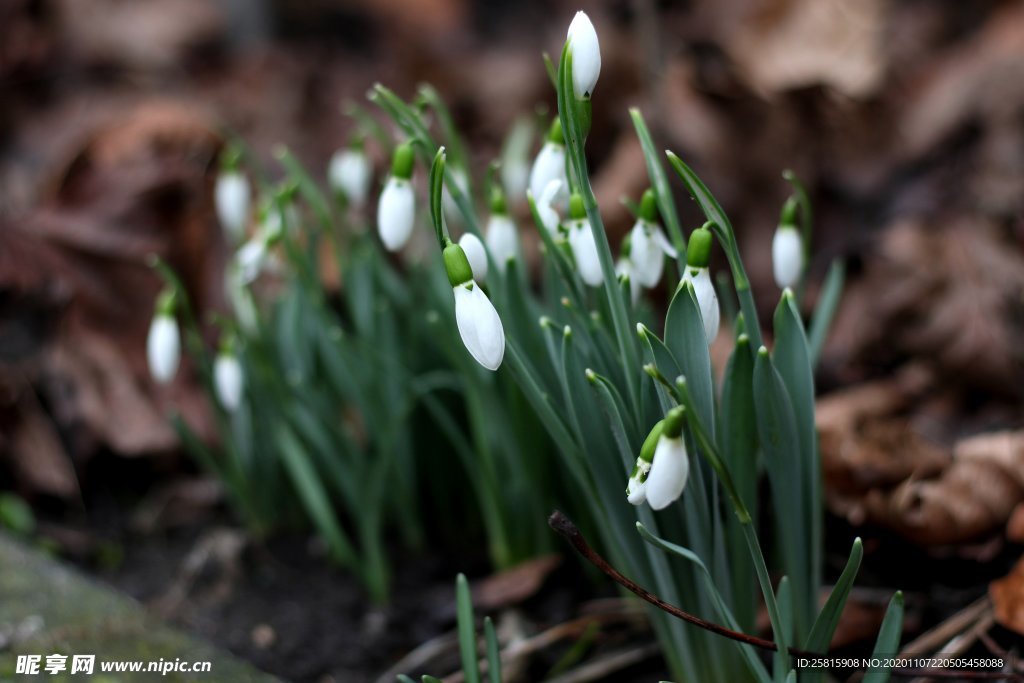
[862,431,1024,545]
[1008,504,1024,544]
[472,555,562,611]
[9,401,80,500]
[726,0,887,98]
[989,556,1024,636]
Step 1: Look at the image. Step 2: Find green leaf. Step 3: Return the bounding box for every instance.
[807,258,845,367]
[484,617,501,683]
[456,573,481,683]
[752,347,811,640]
[422,677,444,683]
[396,675,416,683]
[773,289,821,599]
[429,146,447,247]
[863,592,904,683]
[803,537,863,677]
[0,493,35,536]
[275,426,356,567]
[629,109,686,261]
[636,523,772,683]
[664,282,716,434]
[773,576,793,682]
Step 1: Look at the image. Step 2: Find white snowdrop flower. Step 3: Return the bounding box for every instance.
[616,243,642,305]
[458,232,488,282]
[567,11,601,101]
[566,193,603,287]
[629,190,677,289]
[147,296,180,385]
[225,266,258,334]
[445,242,505,371]
[486,214,519,271]
[645,429,690,511]
[528,119,568,206]
[680,226,719,344]
[328,146,372,208]
[377,143,416,252]
[626,418,664,506]
[214,349,244,412]
[533,178,564,235]
[215,170,251,243]
[772,225,804,289]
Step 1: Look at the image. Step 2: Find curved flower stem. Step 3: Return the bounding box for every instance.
[556,42,641,422]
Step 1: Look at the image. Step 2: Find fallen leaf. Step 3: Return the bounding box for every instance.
[990,555,1024,636]
[472,554,562,611]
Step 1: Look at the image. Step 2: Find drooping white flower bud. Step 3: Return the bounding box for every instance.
[328,146,372,208]
[147,293,180,385]
[626,419,663,506]
[236,239,267,285]
[772,226,804,290]
[215,171,251,243]
[377,143,416,252]
[629,190,677,289]
[528,119,568,206]
[566,193,603,287]
[567,11,601,101]
[485,187,519,271]
[458,232,488,282]
[214,350,244,412]
[681,226,719,343]
[644,408,689,511]
[444,242,504,371]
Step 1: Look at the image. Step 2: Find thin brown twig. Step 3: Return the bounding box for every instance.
[548,510,1023,682]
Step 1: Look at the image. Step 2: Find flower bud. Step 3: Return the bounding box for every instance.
[328,146,372,208]
[772,226,804,289]
[566,193,603,286]
[214,349,244,412]
[215,171,251,243]
[447,241,504,371]
[147,295,180,385]
[644,407,689,510]
[567,11,601,101]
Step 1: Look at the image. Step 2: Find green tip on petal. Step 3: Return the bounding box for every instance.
[392,142,415,179]
[547,117,564,145]
[569,193,586,220]
[639,419,665,463]
[443,243,473,287]
[639,189,657,222]
[662,405,686,438]
[686,227,713,268]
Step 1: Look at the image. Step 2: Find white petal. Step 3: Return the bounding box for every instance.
[454,282,505,371]
[147,315,180,385]
[567,11,601,100]
[225,267,258,334]
[236,239,267,285]
[214,354,244,412]
[629,221,665,288]
[528,143,567,205]
[772,227,804,289]
[534,179,564,235]
[501,159,530,202]
[486,214,519,270]
[377,178,415,251]
[645,436,689,510]
[458,232,488,281]
[685,267,720,343]
[569,220,604,286]
[626,457,651,505]
[328,150,371,207]
[215,172,250,242]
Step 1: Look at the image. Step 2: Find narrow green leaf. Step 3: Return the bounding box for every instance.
[484,617,501,683]
[629,108,686,260]
[863,592,904,683]
[396,675,416,683]
[774,576,793,683]
[422,677,444,683]
[636,523,772,683]
[664,282,716,434]
[456,573,481,683]
[803,537,863,676]
[429,146,447,247]
[275,146,333,231]
[807,258,845,367]
[275,426,356,567]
